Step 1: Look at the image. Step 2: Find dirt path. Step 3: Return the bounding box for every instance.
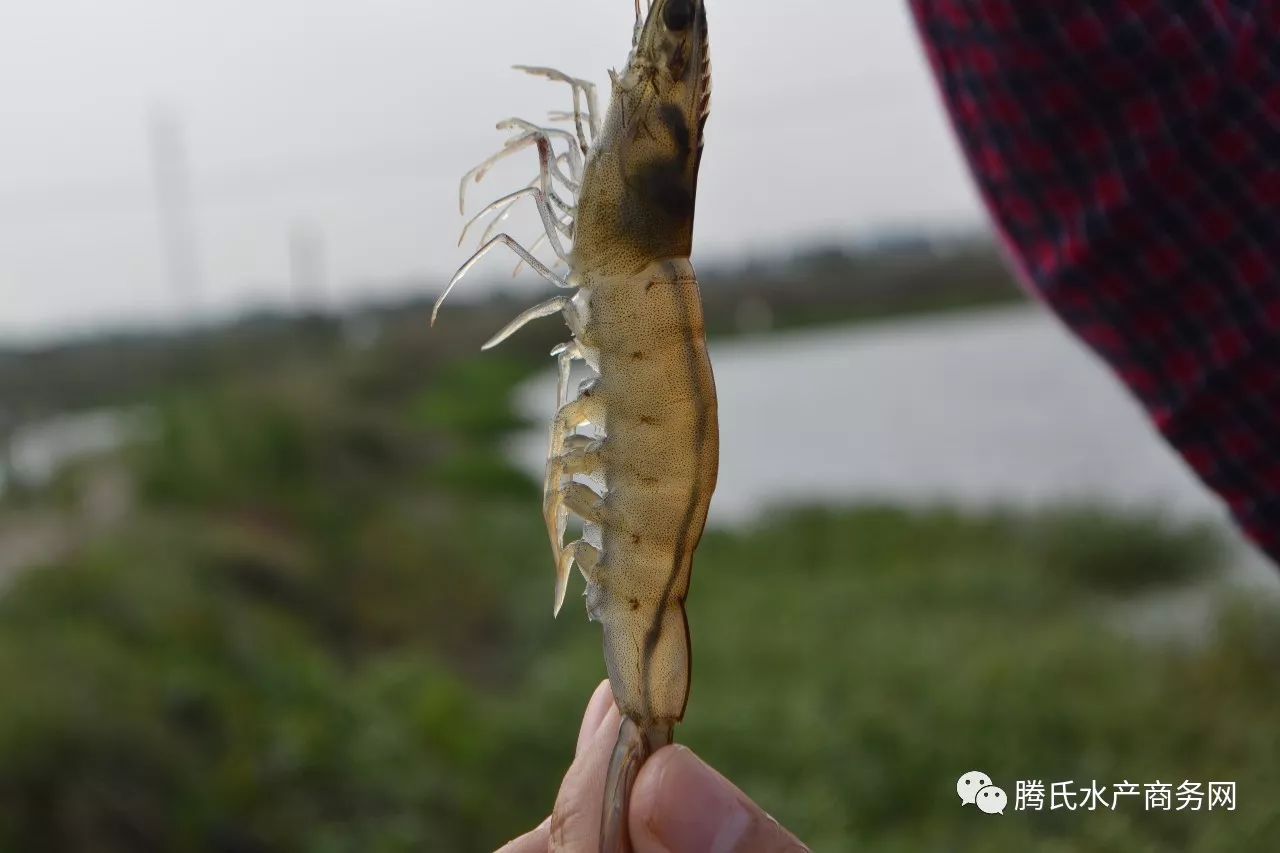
[0,463,132,592]
[0,514,71,592]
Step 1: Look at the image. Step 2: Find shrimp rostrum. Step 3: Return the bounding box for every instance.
[432,0,716,849]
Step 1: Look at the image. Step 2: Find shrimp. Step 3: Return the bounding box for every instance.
[432,1,715,849]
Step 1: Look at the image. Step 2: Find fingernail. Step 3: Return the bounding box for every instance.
[645,746,753,853]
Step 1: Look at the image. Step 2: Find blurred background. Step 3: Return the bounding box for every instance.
[2,1,1278,850]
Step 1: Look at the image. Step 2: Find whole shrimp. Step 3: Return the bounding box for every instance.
[432,1,715,849]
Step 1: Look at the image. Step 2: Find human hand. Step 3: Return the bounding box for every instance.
[499,680,808,852]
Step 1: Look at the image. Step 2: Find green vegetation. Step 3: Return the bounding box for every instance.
[1,270,1275,851]
[698,239,1022,336]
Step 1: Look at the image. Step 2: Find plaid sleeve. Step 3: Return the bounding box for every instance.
[909,0,1280,563]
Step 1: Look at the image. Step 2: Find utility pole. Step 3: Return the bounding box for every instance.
[0,407,16,497]
[148,106,204,322]
[288,221,328,314]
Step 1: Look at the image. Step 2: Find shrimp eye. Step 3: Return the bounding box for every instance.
[663,0,693,31]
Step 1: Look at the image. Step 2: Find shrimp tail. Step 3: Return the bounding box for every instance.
[601,717,674,853]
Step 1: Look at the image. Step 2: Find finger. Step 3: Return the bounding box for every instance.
[630,745,809,853]
[550,702,622,851]
[495,815,550,853]
[497,683,614,852]
[576,679,615,757]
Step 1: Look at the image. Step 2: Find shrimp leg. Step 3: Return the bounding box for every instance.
[431,234,569,325]
[458,130,578,215]
[497,118,583,185]
[543,392,605,613]
[552,341,582,407]
[481,296,578,351]
[513,65,600,150]
[458,186,572,252]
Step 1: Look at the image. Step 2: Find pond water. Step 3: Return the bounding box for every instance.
[508,305,1229,529]
[0,409,141,495]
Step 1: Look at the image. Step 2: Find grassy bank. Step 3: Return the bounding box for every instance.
[0,325,1275,852]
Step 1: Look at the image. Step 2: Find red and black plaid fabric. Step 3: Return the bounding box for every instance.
[910,0,1280,563]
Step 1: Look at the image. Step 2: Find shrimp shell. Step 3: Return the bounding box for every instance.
[434,3,714,849]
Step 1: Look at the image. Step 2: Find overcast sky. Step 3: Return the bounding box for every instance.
[0,0,985,340]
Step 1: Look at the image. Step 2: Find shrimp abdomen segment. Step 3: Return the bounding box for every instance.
[594,574,692,722]
[580,258,719,725]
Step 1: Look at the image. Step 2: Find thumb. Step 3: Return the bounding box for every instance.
[629,745,809,853]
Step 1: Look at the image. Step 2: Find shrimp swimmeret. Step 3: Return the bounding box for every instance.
[432,2,715,849]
